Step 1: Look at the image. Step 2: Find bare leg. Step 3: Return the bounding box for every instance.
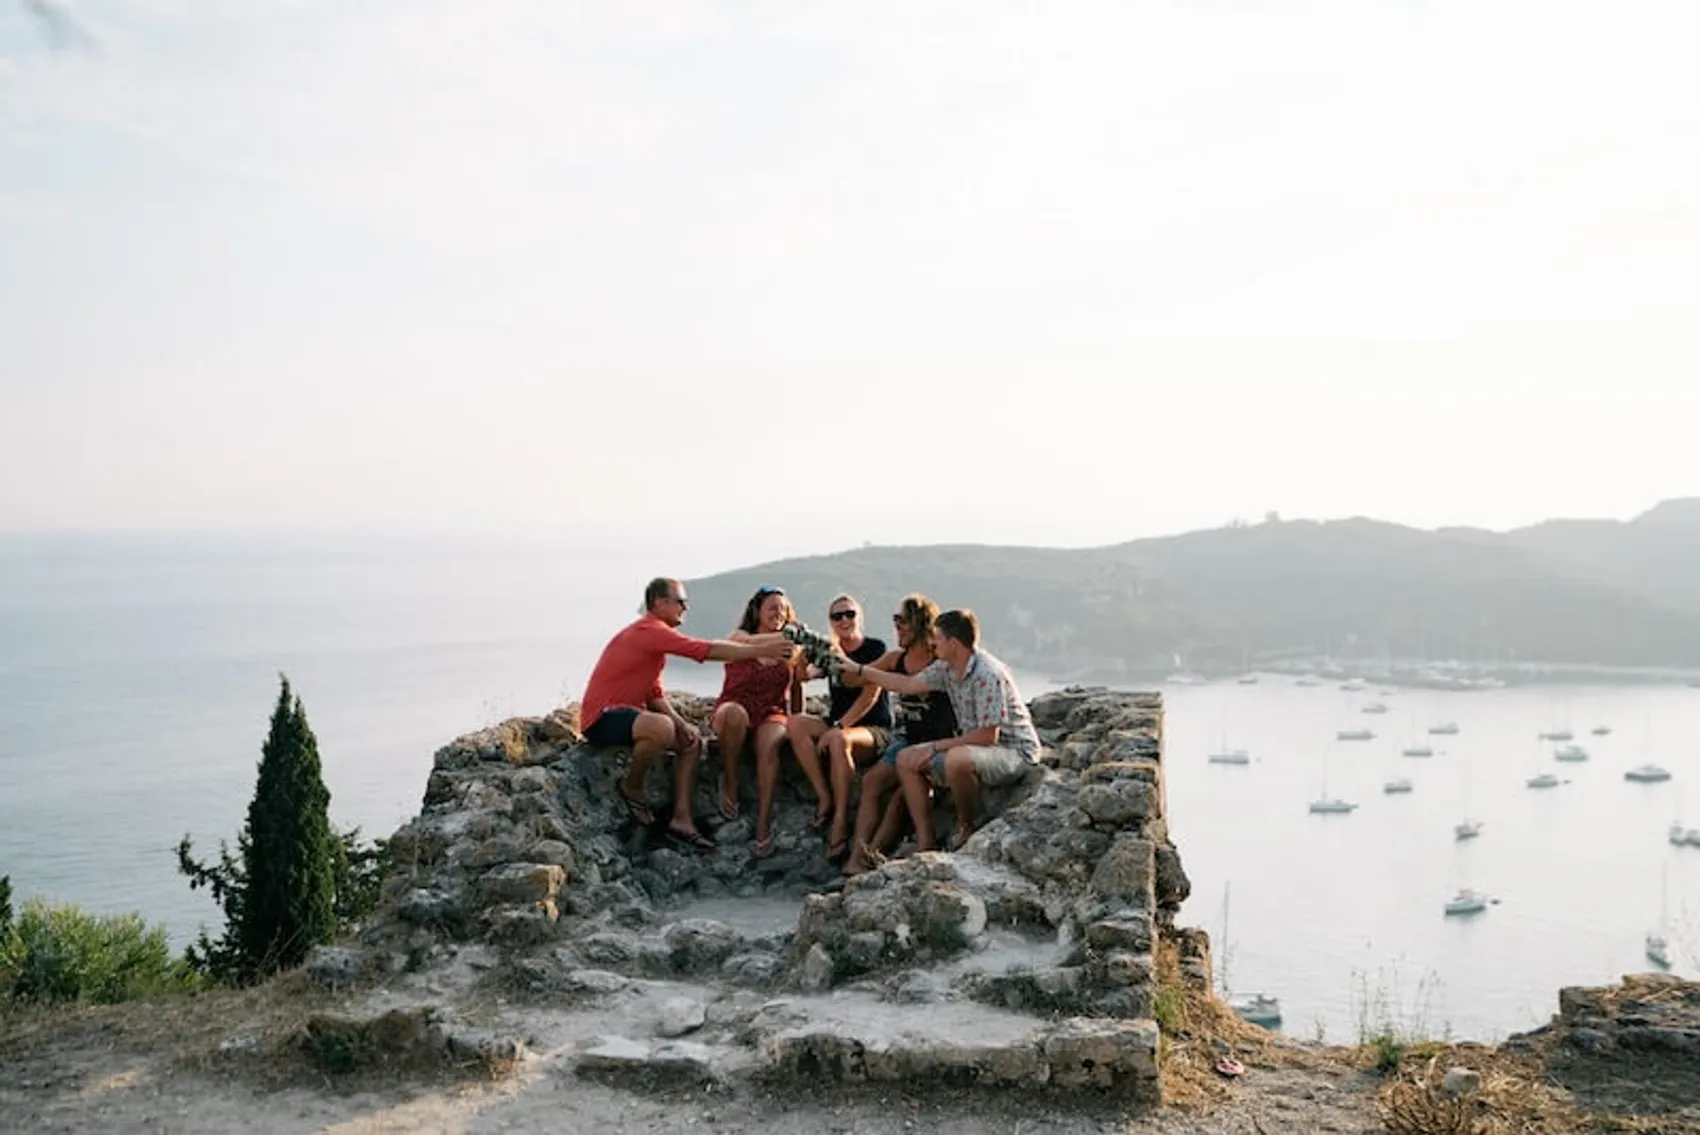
[846,761,897,875]
[824,727,874,855]
[671,724,704,831]
[753,719,788,852]
[943,748,980,846]
[711,702,749,818]
[896,745,938,852]
[869,788,909,855]
[787,714,831,824]
[624,711,678,817]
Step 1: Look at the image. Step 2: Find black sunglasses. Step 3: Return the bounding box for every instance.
[829,609,858,622]
[756,585,785,598]
[674,596,690,609]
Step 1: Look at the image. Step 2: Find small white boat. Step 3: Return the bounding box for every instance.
[1383,778,1414,794]
[1454,819,1484,840]
[1401,745,1435,758]
[1591,725,1613,736]
[1554,744,1590,762]
[1295,675,1322,687]
[1309,797,1358,814]
[1208,748,1252,765]
[1341,678,1367,692]
[1237,674,1260,685]
[1648,865,1673,968]
[1626,764,1673,783]
[1336,729,1375,741]
[1361,702,1390,715]
[1527,772,1561,789]
[1428,722,1461,736]
[1228,992,1283,1027]
[1444,888,1490,916]
[1670,822,1700,847]
[1165,672,1206,685]
[1540,729,1575,742]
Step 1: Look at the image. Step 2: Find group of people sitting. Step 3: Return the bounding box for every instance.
[577,577,1040,875]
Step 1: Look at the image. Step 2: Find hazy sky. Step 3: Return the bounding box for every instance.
[4,1,1699,550]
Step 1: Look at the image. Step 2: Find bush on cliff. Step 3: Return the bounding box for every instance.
[177,675,390,984]
[0,897,197,1005]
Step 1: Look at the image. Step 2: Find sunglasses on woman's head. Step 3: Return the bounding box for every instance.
[756,585,785,598]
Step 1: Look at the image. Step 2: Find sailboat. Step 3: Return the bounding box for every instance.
[1454,755,1483,840]
[1219,883,1282,1027]
[1646,865,1672,969]
[1309,746,1357,814]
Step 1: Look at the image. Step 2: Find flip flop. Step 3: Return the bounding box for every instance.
[718,777,741,821]
[667,825,718,852]
[810,806,832,833]
[754,832,777,859]
[617,785,656,826]
[826,839,849,864]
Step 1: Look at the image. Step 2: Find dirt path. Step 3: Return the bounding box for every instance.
[1,1008,1387,1135]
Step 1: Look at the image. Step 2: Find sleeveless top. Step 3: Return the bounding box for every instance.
[893,649,956,744]
[827,637,893,729]
[716,657,794,722]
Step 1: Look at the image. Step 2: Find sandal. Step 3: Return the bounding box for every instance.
[667,825,718,853]
[826,838,849,864]
[810,805,832,833]
[617,785,656,827]
[754,832,777,859]
[718,777,741,821]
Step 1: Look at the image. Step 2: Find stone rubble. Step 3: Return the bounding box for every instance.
[345,687,1184,1103]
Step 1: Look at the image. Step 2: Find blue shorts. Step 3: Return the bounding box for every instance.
[584,707,640,747]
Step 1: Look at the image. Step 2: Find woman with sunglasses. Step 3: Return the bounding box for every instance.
[842,593,958,875]
[784,595,893,861]
[712,585,808,858]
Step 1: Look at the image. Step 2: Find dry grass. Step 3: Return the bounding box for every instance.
[1376,1046,1662,1135]
[1152,935,1290,1108]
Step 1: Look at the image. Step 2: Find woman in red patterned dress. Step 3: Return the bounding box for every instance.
[711,585,806,857]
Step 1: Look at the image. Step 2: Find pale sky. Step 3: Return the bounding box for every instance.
[4,1,1699,551]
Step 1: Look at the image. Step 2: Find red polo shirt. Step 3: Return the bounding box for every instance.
[581,614,714,729]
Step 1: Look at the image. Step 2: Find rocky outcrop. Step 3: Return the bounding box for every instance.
[351,687,1183,1104]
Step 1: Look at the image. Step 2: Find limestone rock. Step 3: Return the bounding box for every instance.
[577,1036,720,1089]
[1441,1066,1481,1097]
[476,862,565,905]
[304,946,367,989]
[1039,1017,1160,1094]
[657,996,708,1038]
[1090,835,1154,906]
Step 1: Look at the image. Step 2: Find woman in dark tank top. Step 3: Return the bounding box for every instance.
[842,593,956,874]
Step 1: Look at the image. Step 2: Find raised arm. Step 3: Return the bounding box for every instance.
[705,634,793,662]
[846,658,930,697]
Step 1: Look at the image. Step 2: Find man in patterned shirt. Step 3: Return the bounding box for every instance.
[844,608,1040,851]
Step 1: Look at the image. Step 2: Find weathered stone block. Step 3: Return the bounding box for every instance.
[1039,1017,1160,1094]
[1090,836,1155,905]
[476,862,565,905]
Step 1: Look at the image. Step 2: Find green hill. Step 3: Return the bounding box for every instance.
[684,501,1700,679]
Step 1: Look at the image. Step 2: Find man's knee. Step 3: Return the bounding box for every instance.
[632,712,673,746]
[944,749,978,788]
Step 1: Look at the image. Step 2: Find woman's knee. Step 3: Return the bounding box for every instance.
[713,702,749,732]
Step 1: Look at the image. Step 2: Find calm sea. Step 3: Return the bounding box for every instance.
[2,533,1692,1042]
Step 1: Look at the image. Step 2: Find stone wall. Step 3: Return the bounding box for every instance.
[347,686,1188,1102]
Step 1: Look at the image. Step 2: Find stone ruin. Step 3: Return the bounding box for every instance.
[326,687,1191,1103]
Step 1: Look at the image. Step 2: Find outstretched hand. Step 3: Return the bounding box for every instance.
[755,637,794,660]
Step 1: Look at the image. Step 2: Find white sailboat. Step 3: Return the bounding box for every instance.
[1444,888,1490,916]
[1554,743,1590,762]
[1219,883,1282,1027]
[1455,757,1483,840]
[1309,746,1357,814]
[1646,864,1672,970]
[1383,778,1414,794]
[1428,721,1461,736]
[1626,764,1673,783]
[1527,772,1561,789]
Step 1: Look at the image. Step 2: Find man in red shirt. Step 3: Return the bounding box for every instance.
[581,577,793,850]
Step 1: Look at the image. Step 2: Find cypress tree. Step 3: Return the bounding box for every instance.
[1,875,12,932]
[238,675,338,972]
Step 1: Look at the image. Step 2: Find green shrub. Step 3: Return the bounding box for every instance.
[0,898,198,1005]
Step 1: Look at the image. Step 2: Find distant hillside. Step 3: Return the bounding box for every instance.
[684,500,1700,679]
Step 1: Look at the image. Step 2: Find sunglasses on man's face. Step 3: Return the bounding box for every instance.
[673,596,690,609]
[829,609,858,622]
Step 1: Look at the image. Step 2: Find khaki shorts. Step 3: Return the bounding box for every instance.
[930,744,1032,789]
